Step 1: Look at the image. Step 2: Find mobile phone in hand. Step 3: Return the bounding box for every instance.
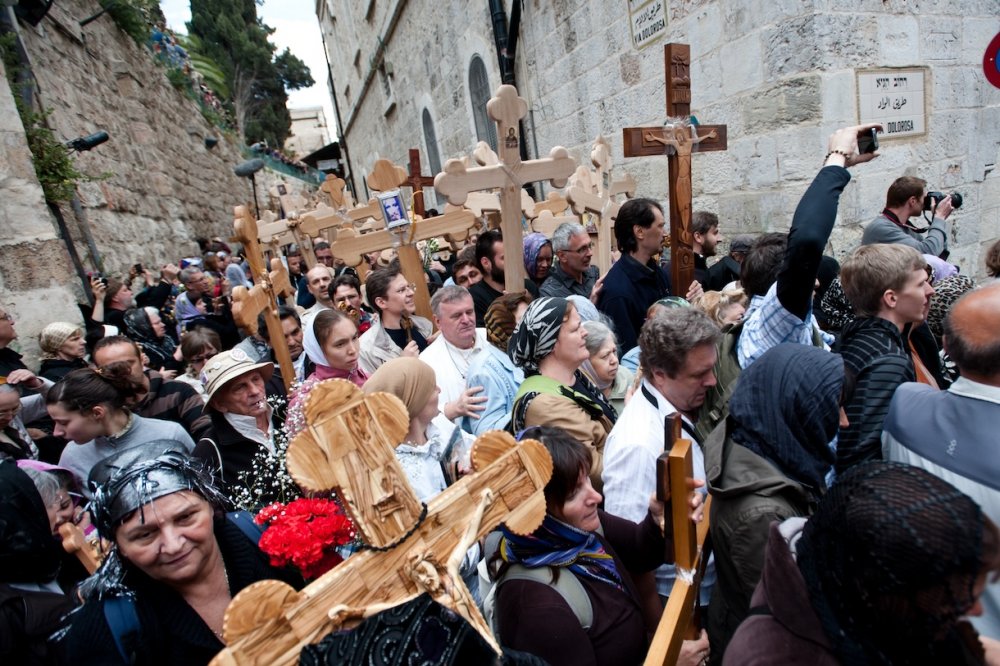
[857,128,879,154]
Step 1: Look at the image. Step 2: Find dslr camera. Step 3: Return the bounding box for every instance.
[923,191,963,211]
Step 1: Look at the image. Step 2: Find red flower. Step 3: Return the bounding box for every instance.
[254,498,356,579]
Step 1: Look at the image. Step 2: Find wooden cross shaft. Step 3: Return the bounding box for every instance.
[231,206,298,391]
[646,414,712,666]
[407,149,436,218]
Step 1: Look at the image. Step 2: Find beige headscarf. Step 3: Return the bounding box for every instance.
[38,322,82,359]
[362,357,436,421]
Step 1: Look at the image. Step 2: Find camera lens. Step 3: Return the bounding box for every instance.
[950,192,963,209]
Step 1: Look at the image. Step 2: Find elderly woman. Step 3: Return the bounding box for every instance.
[705,343,848,660]
[363,357,472,501]
[509,297,612,491]
[38,322,89,382]
[523,232,553,290]
[192,350,281,498]
[463,292,532,435]
[123,307,183,376]
[579,320,634,417]
[62,444,302,665]
[491,426,701,666]
[0,461,78,665]
[0,370,51,461]
[725,461,1000,665]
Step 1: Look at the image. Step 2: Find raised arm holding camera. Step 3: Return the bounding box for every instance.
[861,175,958,257]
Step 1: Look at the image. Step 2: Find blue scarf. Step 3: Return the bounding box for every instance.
[499,514,623,591]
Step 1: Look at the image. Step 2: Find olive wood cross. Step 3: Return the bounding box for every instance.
[230,205,298,391]
[435,85,577,292]
[209,379,554,665]
[566,135,637,275]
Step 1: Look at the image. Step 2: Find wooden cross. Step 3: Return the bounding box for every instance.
[59,523,104,574]
[320,174,353,210]
[436,85,577,292]
[623,43,728,297]
[210,380,554,665]
[566,136,637,275]
[231,205,298,391]
[646,414,712,666]
[407,148,437,218]
[366,158,436,320]
[256,210,319,270]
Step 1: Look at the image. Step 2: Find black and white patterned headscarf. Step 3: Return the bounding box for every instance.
[508,297,569,375]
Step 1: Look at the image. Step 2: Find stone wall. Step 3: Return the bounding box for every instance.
[0,0,313,364]
[320,0,1000,276]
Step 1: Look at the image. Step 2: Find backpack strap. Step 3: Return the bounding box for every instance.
[499,566,593,630]
[227,510,265,545]
[103,596,140,664]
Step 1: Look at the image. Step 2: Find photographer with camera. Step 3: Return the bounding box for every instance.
[862,176,959,257]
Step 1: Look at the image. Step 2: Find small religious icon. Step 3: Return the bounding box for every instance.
[377,190,410,230]
[504,127,518,149]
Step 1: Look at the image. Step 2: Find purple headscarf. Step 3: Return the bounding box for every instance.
[523,233,552,281]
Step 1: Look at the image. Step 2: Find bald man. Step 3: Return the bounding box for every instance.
[301,265,334,324]
[882,281,1000,639]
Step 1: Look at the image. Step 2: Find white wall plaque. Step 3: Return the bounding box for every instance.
[629,0,667,50]
[857,68,928,140]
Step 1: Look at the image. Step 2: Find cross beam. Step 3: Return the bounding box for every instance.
[436,85,577,292]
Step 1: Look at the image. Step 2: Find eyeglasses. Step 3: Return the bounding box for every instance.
[394,282,417,295]
[564,242,594,256]
[0,403,21,418]
[190,350,218,363]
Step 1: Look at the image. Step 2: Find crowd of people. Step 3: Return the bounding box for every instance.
[3,123,1000,665]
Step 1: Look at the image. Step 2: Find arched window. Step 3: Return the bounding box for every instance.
[422,108,442,176]
[468,55,496,151]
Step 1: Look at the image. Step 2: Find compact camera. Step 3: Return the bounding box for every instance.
[923,191,963,211]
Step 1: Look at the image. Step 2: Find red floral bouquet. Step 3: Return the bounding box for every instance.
[255,498,356,579]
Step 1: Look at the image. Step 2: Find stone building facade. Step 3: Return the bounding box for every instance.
[317,0,1000,276]
[286,106,331,157]
[0,0,295,362]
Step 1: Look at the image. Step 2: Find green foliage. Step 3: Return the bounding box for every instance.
[165,66,188,89]
[176,33,231,98]
[274,48,314,90]
[1,32,91,202]
[189,0,312,147]
[23,111,90,203]
[99,0,159,45]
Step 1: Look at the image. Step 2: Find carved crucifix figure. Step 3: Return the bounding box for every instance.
[566,135,637,274]
[436,85,577,292]
[209,381,554,665]
[623,43,728,297]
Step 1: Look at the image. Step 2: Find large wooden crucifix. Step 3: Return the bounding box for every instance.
[209,380,554,665]
[645,414,712,666]
[436,85,577,292]
[231,205,298,391]
[623,43,728,297]
[566,135,637,275]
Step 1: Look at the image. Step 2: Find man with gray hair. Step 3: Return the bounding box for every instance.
[539,222,601,300]
[603,307,720,604]
[418,285,487,428]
